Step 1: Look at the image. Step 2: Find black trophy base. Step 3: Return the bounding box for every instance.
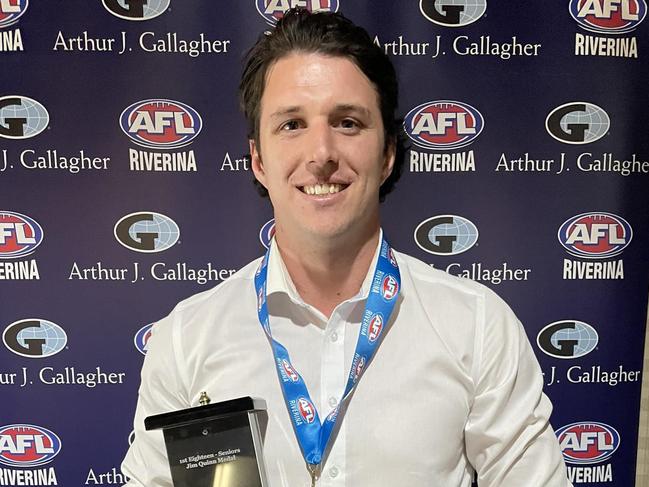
[145,396,268,487]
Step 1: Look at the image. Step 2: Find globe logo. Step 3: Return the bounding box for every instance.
[102,0,170,21]
[2,319,67,358]
[414,215,479,256]
[546,102,610,145]
[114,212,180,253]
[0,0,29,28]
[420,0,487,27]
[256,0,340,26]
[0,96,49,140]
[537,320,599,359]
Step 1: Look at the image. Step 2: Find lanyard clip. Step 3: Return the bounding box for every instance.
[307,463,320,487]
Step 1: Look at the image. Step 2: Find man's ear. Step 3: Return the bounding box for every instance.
[250,139,267,189]
[381,138,396,184]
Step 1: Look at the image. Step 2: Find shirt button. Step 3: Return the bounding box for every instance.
[330,332,338,342]
[328,397,338,408]
[329,466,339,478]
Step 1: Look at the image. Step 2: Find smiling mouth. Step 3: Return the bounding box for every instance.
[299,183,349,195]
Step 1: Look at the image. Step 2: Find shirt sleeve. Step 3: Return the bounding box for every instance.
[121,310,189,487]
[464,289,573,487]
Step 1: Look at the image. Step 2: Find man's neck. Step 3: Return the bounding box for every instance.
[275,225,380,319]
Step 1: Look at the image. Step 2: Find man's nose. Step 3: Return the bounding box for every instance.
[305,122,338,177]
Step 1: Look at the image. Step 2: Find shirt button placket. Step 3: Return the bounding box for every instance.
[321,313,346,487]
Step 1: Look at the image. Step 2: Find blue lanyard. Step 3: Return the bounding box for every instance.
[254,237,401,469]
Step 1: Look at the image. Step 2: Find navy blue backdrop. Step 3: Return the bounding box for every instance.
[1,1,648,486]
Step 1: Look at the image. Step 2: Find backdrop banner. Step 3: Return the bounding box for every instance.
[1,1,648,486]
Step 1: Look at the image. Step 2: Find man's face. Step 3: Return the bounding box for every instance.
[250,52,395,243]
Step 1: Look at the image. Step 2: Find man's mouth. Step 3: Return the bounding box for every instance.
[299,183,348,195]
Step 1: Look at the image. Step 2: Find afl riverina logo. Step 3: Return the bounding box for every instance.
[381,275,399,301]
[256,0,339,26]
[367,314,384,343]
[404,101,483,151]
[0,424,61,467]
[546,102,610,145]
[281,359,299,382]
[557,422,620,464]
[134,323,154,355]
[353,355,366,381]
[120,99,202,150]
[102,0,171,21]
[0,0,28,28]
[558,212,632,259]
[259,219,276,249]
[0,96,49,140]
[0,211,43,258]
[419,0,487,27]
[298,398,316,424]
[570,0,647,34]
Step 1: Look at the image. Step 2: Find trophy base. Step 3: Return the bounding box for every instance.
[146,397,269,487]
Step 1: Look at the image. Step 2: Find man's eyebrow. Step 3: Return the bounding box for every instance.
[269,106,301,119]
[269,104,372,120]
[333,104,371,117]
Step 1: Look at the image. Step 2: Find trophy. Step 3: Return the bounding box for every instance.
[145,395,269,487]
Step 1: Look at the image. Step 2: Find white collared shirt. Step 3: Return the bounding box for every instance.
[121,237,572,487]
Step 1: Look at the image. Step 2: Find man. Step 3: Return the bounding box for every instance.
[122,9,571,486]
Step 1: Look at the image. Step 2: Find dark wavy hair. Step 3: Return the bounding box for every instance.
[239,8,404,201]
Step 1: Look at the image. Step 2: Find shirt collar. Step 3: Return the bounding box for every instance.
[265,229,384,306]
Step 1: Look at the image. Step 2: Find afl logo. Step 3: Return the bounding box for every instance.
[134,323,154,355]
[557,422,620,465]
[546,102,610,145]
[0,96,49,140]
[3,319,67,358]
[298,397,316,424]
[388,248,398,267]
[537,320,598,359]
[353,355,366,381]
[102,0,170,21]
[415,215,478,256]
[0,0,28,28]
[570,0,647,34]
[257,285,265,312]
[259,219,276,249]
[381,275,399,301]
[120,99,202,149]
[367,314,383,343]
[256,0,340,26]
[114,212,180,253]
[558,212,632,259]
[404,100,483,150]
[420,0,487,27]
[0,424,62,467]
[281,359,299,382]
[0,211,43,259]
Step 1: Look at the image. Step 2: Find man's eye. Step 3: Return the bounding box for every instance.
[280,120,301,131]
[340,118,360,129]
